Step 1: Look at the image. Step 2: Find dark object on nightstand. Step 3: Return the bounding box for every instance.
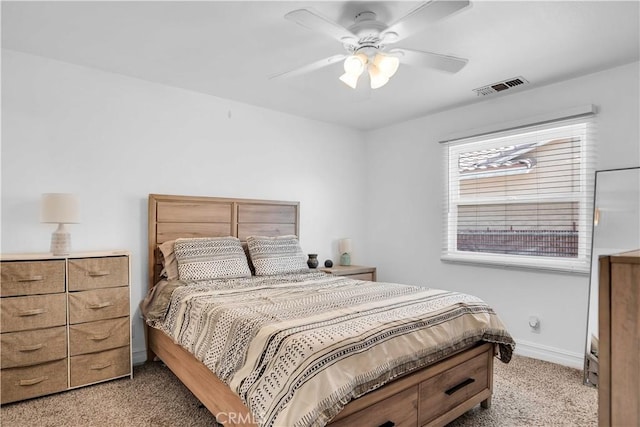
[307,254,319,268]
[324,259,333,268]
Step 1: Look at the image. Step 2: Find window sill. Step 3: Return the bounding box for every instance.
[441,253,590,275]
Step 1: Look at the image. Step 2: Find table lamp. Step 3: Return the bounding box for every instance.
[339,238,352,266]
[41,193,80,256]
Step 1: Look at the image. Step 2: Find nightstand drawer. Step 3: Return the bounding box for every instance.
[70,346,130,387]
[69,317,130,356]
[68,256,129,291]
[1,359,68,404]
[1,326,67,368]
[1,260,65,297]
[1,294,67,333]
[69,287,129,324]
[320,265,377,282]
[346,272,374,281]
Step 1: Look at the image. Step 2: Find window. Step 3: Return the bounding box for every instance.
[442,113,595,273]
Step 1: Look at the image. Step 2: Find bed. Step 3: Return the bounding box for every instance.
[144,194,514,427]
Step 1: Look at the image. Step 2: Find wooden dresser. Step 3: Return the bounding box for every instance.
[319,265,377,281]
[0,251,132,404]
[598,249,640,426]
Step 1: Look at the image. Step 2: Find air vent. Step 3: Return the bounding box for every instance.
[473,76,529,96]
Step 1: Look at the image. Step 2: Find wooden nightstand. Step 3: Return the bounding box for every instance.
[319,265,377,282]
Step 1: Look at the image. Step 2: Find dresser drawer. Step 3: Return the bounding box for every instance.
[1,326,67,369]
[1,359,68,404]
[68,256,129,291]
[330,385,418,427]
[1,260,65,297]
[69,317,130,356]
[418,349,490,426]
[68,287,129,324]
[70,346,130,387]
[1,294,67,333]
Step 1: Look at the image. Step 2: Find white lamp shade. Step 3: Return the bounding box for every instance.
[368,64,390,89]
[339,238,353,254]
[41,193,80,224]
[339,72,359,89]
[374,53,400,78]
[343,54,367,76]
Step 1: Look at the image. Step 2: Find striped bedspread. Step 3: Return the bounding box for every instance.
[146,271,514,427]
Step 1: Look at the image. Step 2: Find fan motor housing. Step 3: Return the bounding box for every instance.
[346,11,387,50]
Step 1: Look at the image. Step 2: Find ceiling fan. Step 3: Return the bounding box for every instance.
[272,0,471,90]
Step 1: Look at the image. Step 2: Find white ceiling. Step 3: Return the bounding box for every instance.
[2,1,639,131]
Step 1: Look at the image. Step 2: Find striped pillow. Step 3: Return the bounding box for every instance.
[246,235,309,276]
[174,237,251,281]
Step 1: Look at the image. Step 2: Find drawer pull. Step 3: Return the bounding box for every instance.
[379,422,395,427]
[88,270,110,277]
[18,308,46,317]
[87,301,114,310]
[90,362,113,370]
[16,275,44,282]
[90,332,112,341]
[18,343,45,352]
[445,378,476,396]
[18,376,48,386]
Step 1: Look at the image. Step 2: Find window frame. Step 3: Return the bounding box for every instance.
[441,115,595,274]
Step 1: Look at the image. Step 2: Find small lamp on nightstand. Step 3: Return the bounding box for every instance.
[41,193,80,256]
[339,238,352,266]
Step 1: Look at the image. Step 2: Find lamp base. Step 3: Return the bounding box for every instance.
[340,253,351,266]
[50,224,71,256]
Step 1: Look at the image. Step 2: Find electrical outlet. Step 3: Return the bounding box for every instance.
[528,316,541,333]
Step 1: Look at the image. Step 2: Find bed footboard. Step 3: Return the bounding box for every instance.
[149,325,494,427]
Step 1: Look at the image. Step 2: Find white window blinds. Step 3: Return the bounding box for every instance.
[442,111,596,273]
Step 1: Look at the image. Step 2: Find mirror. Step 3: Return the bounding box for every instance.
[584,166,640,386]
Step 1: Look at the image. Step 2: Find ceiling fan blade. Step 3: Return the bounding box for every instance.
[382,0,471,43]
[391,48,468,73]
[269,54,347,80]
[285,9,358,43]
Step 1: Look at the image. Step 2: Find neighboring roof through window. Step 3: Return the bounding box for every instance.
[458,141,540,179]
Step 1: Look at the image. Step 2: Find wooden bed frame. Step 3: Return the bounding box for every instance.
[146,194,495,427]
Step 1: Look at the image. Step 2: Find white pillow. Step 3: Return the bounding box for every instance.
[246,235,309,276]
[174,237,251,281]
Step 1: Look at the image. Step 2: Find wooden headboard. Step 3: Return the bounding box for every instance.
[148,194,300,289]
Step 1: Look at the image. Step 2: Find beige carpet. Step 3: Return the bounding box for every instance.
[1,354,596,427]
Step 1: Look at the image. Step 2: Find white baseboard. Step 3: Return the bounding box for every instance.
[514,339,585,369]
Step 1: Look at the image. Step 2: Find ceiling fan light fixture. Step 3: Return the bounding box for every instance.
[281,4,471,91]
[339,72,359,89]
[374,53,400,78]
[368,64,389,89]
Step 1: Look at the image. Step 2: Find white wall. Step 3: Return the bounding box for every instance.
[1,49,368,364]
[364,61,640,367]
[4,47,638,369]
